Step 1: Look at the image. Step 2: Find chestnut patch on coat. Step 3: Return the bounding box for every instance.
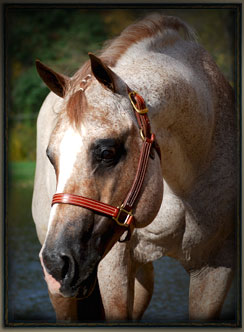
[66,89,88,129]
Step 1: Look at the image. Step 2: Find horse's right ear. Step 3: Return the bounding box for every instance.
[35,60,69,98]
[88,53,128,95]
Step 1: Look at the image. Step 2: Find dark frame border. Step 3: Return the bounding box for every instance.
[3,2,242,328]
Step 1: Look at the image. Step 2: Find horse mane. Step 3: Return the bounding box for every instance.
[99,13,197,67]
[67,13,197,127]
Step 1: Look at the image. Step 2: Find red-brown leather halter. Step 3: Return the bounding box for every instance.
[52,88,161,230]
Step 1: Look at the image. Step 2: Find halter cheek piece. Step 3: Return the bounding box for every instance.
[52,88,161,239]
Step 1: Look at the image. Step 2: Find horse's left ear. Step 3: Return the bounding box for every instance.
[88,53,128,95]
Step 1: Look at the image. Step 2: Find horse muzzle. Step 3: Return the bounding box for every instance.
[40,254,62,295]
[59,260,98,299]
[40,245,99,299]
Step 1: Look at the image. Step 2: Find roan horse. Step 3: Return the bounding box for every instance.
[32,14,237,322]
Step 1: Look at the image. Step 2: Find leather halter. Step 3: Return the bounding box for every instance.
[52,88,161,232]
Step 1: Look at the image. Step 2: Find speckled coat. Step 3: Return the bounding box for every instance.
[32,14,238,322]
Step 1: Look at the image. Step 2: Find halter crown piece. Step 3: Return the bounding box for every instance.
[52,87,161,241]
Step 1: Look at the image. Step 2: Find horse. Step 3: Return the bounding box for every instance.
[32,13,237,322]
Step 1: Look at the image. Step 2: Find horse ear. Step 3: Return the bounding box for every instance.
[35,60,69,98]
[88,53,128,94]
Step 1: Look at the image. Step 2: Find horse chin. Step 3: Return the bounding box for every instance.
[60,268,97,299]
[77,272,97,300]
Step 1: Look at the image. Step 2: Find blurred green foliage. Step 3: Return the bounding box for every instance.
[6,6,236,162]
[9,161,35,183]
[8,123,36,161]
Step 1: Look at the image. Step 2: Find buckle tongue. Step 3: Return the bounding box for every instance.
[113,204,133,227]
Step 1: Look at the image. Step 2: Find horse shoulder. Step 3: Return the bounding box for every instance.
[131,181,186,263]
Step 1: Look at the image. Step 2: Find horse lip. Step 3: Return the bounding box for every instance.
[59,267,97,299]
[77,272,97,300]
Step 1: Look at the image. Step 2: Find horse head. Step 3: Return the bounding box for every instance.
[37,54,163,299]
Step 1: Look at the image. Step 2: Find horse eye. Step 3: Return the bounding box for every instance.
[91,139,126,171]
[46,148,52,161]
[46,147,55,166]
[101,149,115,160]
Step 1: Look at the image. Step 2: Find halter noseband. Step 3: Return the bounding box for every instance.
[51,88,161,233]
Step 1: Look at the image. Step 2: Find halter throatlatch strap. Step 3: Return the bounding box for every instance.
[128,89,161,160]
[122,133,155,210]
[51,89,161,235]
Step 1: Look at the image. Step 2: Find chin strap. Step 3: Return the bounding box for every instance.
[51,89,161,241]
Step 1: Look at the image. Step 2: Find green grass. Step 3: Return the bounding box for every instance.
[8,161,36,183]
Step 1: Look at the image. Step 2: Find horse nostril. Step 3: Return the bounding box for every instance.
[61,255,70,280]
[60,253,79,287]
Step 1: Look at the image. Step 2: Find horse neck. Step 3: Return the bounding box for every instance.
[153,49,235,197]
[153,86,214,196]
[114,40,216,196]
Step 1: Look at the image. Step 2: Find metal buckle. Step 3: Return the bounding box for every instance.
[140,128,147,141]
[128,91,148,114]
[113,204,133,227]
[140,129,155,144]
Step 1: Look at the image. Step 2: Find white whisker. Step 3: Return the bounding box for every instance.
[91,164,99,176]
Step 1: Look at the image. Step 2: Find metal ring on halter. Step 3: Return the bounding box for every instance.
[112,204,133,227]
